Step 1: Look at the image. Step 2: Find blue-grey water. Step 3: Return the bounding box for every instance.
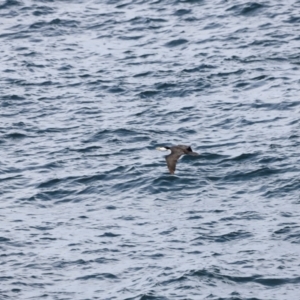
[1,0,300,299]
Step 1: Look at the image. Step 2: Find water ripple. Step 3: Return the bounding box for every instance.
[1,0,300,299]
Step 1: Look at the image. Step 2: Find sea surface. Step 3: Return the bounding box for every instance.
[1,0,300,299]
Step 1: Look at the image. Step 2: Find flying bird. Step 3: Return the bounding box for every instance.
[156,145,199,174]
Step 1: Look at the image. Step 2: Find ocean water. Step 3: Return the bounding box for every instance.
[1,0,300,299]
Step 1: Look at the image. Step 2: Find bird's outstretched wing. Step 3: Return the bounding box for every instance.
[165,152,183,174]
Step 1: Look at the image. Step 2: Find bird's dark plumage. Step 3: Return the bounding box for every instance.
[157,145,198,174]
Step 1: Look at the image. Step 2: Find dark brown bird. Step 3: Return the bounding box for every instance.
[156,145,199,174]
